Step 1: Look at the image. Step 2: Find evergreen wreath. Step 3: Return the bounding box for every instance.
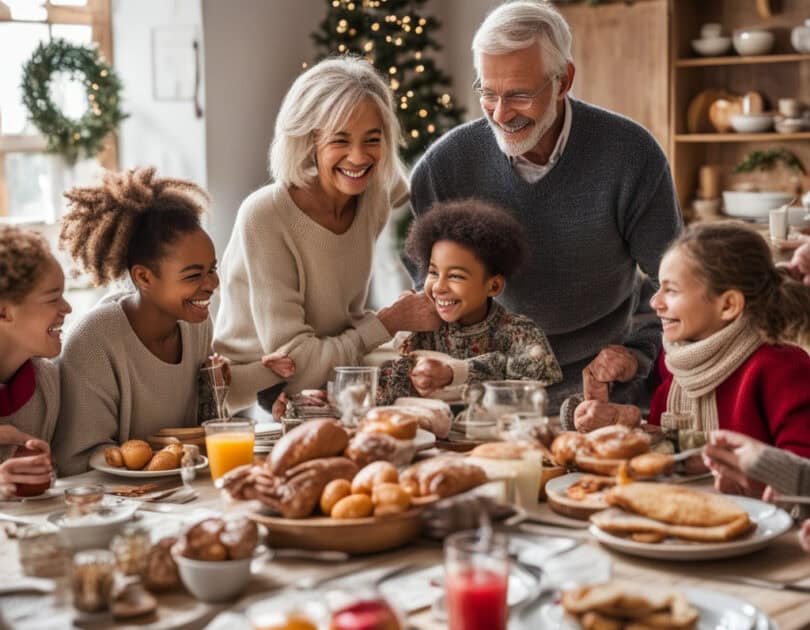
[21,38,127,165]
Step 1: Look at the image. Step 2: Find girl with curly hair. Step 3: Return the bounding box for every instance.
[53,167,292,475]
[577,222,810,459]
[0,226,66,494]
[376,199,562,404]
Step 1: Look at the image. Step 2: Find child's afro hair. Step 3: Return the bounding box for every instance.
[404,198,527,278]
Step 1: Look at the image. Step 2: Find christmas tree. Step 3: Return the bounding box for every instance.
[311,0,465,164]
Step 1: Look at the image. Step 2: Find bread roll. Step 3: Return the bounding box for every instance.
[144,537,179,591]
[469,442,528,460]
[359,407,419,439]
[220,517,258,560]
[351,461,399,495]
[320,479,352,515]
[177,518,227,561]
[585,425,650,460]
[269,419,349,475]
[343,432,398,468]
[162,443,184,467]
[104,446,124,468]
[265,457,359,518]
[120,439,153,470]
[403,457,487,498]
[393,399,452,438]
[551,432,586,467]
[145,450,179,471]
[331,493,374,519]
[372,483,411,516]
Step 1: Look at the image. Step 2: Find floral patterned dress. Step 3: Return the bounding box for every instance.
[377,300,562,404]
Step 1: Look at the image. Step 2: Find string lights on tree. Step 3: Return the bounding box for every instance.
[311,0,465,163]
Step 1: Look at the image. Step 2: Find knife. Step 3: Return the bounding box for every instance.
[713,574,810,594]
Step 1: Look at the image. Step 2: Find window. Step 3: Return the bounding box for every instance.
[0,0,114,222]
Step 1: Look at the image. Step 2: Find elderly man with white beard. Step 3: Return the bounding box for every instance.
[408,0,682,418]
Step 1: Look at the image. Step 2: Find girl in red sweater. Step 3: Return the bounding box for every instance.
[646,223,810,458]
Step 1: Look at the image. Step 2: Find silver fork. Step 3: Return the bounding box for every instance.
[151,486,197,504]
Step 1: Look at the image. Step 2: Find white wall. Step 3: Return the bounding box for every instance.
[202,0,322,253]
[112,0,207,187]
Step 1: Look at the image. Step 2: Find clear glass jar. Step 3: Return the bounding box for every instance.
[111,524,150,577]
[64,484,105,519]
[71,549,115,613]
[17,524,68,578]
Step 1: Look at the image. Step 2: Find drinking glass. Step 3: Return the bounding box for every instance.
[444,530,509,630]
[332,366,379,427]
[203,419,255,479]
[201,356,230,420]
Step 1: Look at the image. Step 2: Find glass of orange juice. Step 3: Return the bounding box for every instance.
[203,419,255,479]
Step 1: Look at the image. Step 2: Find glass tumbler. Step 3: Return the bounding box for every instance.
[332,366,379,427]
[203,418,255,479]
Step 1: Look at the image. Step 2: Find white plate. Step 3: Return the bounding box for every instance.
[89,451,208,478]
[589,495,792,561]
[516,586,771,630]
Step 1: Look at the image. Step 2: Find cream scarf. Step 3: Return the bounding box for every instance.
[662,317,763,433]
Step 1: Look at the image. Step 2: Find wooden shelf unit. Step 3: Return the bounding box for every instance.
[670,0,810,216]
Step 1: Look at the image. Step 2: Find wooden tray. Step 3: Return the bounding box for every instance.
[249,505,427,555]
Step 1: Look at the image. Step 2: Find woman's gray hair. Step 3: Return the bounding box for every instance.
[269,56,404,189]
[472,1,572,78]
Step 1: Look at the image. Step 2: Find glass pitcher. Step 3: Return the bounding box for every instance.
[464,380,547,441]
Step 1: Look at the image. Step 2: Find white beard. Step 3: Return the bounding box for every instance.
[486,81,560,158]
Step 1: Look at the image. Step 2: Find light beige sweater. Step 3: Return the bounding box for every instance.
[2,358,59,442]
[214,179,406,410]
[53,292,212,476]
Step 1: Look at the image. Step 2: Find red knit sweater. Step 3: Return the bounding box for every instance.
[648,344,810,458]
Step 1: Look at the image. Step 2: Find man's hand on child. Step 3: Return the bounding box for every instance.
[262,352,296,378]
[409,357,453,396]
[582,345,638,401]
[377,290,442,335]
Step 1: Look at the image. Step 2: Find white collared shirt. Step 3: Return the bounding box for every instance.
[509,96,572,183]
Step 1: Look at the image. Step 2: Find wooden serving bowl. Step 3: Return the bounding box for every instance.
[249,495,437,555]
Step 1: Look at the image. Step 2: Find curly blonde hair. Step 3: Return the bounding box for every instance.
[0,225,51,303]
[60,167,209,285]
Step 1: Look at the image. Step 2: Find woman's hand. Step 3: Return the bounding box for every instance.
[702,430,767,497]
[261,351,296,379]
[0,438,53,489]
[582,345,638,401]
[409,357,453,397]
[377,291,442,335]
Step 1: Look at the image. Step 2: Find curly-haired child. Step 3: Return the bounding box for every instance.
[0,226,67,494]
[376,199,562,404]
[53,167,292,475]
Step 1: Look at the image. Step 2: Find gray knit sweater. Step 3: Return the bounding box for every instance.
[748,446,810,496]
[410,99,682,411]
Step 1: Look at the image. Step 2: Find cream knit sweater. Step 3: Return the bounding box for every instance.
[2,358,59,442]
[53,292,212,476]
[214,179,406,410]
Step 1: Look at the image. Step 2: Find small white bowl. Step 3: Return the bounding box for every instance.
[46,505,136,550]
[173,553,253,602]
[775,118,804,134]
[692,37,732,56]
[722,190,793,221]
[733,29,775,56]
[730,113,774,133]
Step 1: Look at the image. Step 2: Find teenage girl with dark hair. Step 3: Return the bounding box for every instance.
[53,167,290,475]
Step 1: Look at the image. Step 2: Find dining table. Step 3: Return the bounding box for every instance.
[1,459,809,630]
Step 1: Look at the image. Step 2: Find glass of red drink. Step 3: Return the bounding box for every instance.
[444,530,509,630]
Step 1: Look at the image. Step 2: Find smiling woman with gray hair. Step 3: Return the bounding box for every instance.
[214,56,440,413]
[409,0,682,415]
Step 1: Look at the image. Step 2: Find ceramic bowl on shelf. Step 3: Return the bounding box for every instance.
[732,29,775,56]
[722,190,793,221]
[791,19,810,53]
[775,117,804,134]
[729,113,774,133]
[691,37,732,56]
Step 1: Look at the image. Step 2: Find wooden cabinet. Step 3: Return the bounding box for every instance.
[670,0,810,216]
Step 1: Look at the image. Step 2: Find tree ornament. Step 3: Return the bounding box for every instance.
[20,38,127,164]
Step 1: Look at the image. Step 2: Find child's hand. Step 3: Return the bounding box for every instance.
[582,345,638,401]
[271,392,289,420]
[261,352,296,378]
[800,519,810,552]
[409,357,453,396]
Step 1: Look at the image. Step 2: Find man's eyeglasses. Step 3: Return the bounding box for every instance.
[473,75,556,111]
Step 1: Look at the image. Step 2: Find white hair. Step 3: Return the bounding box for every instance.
[269,56,404,189]
[472,0,573,78]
